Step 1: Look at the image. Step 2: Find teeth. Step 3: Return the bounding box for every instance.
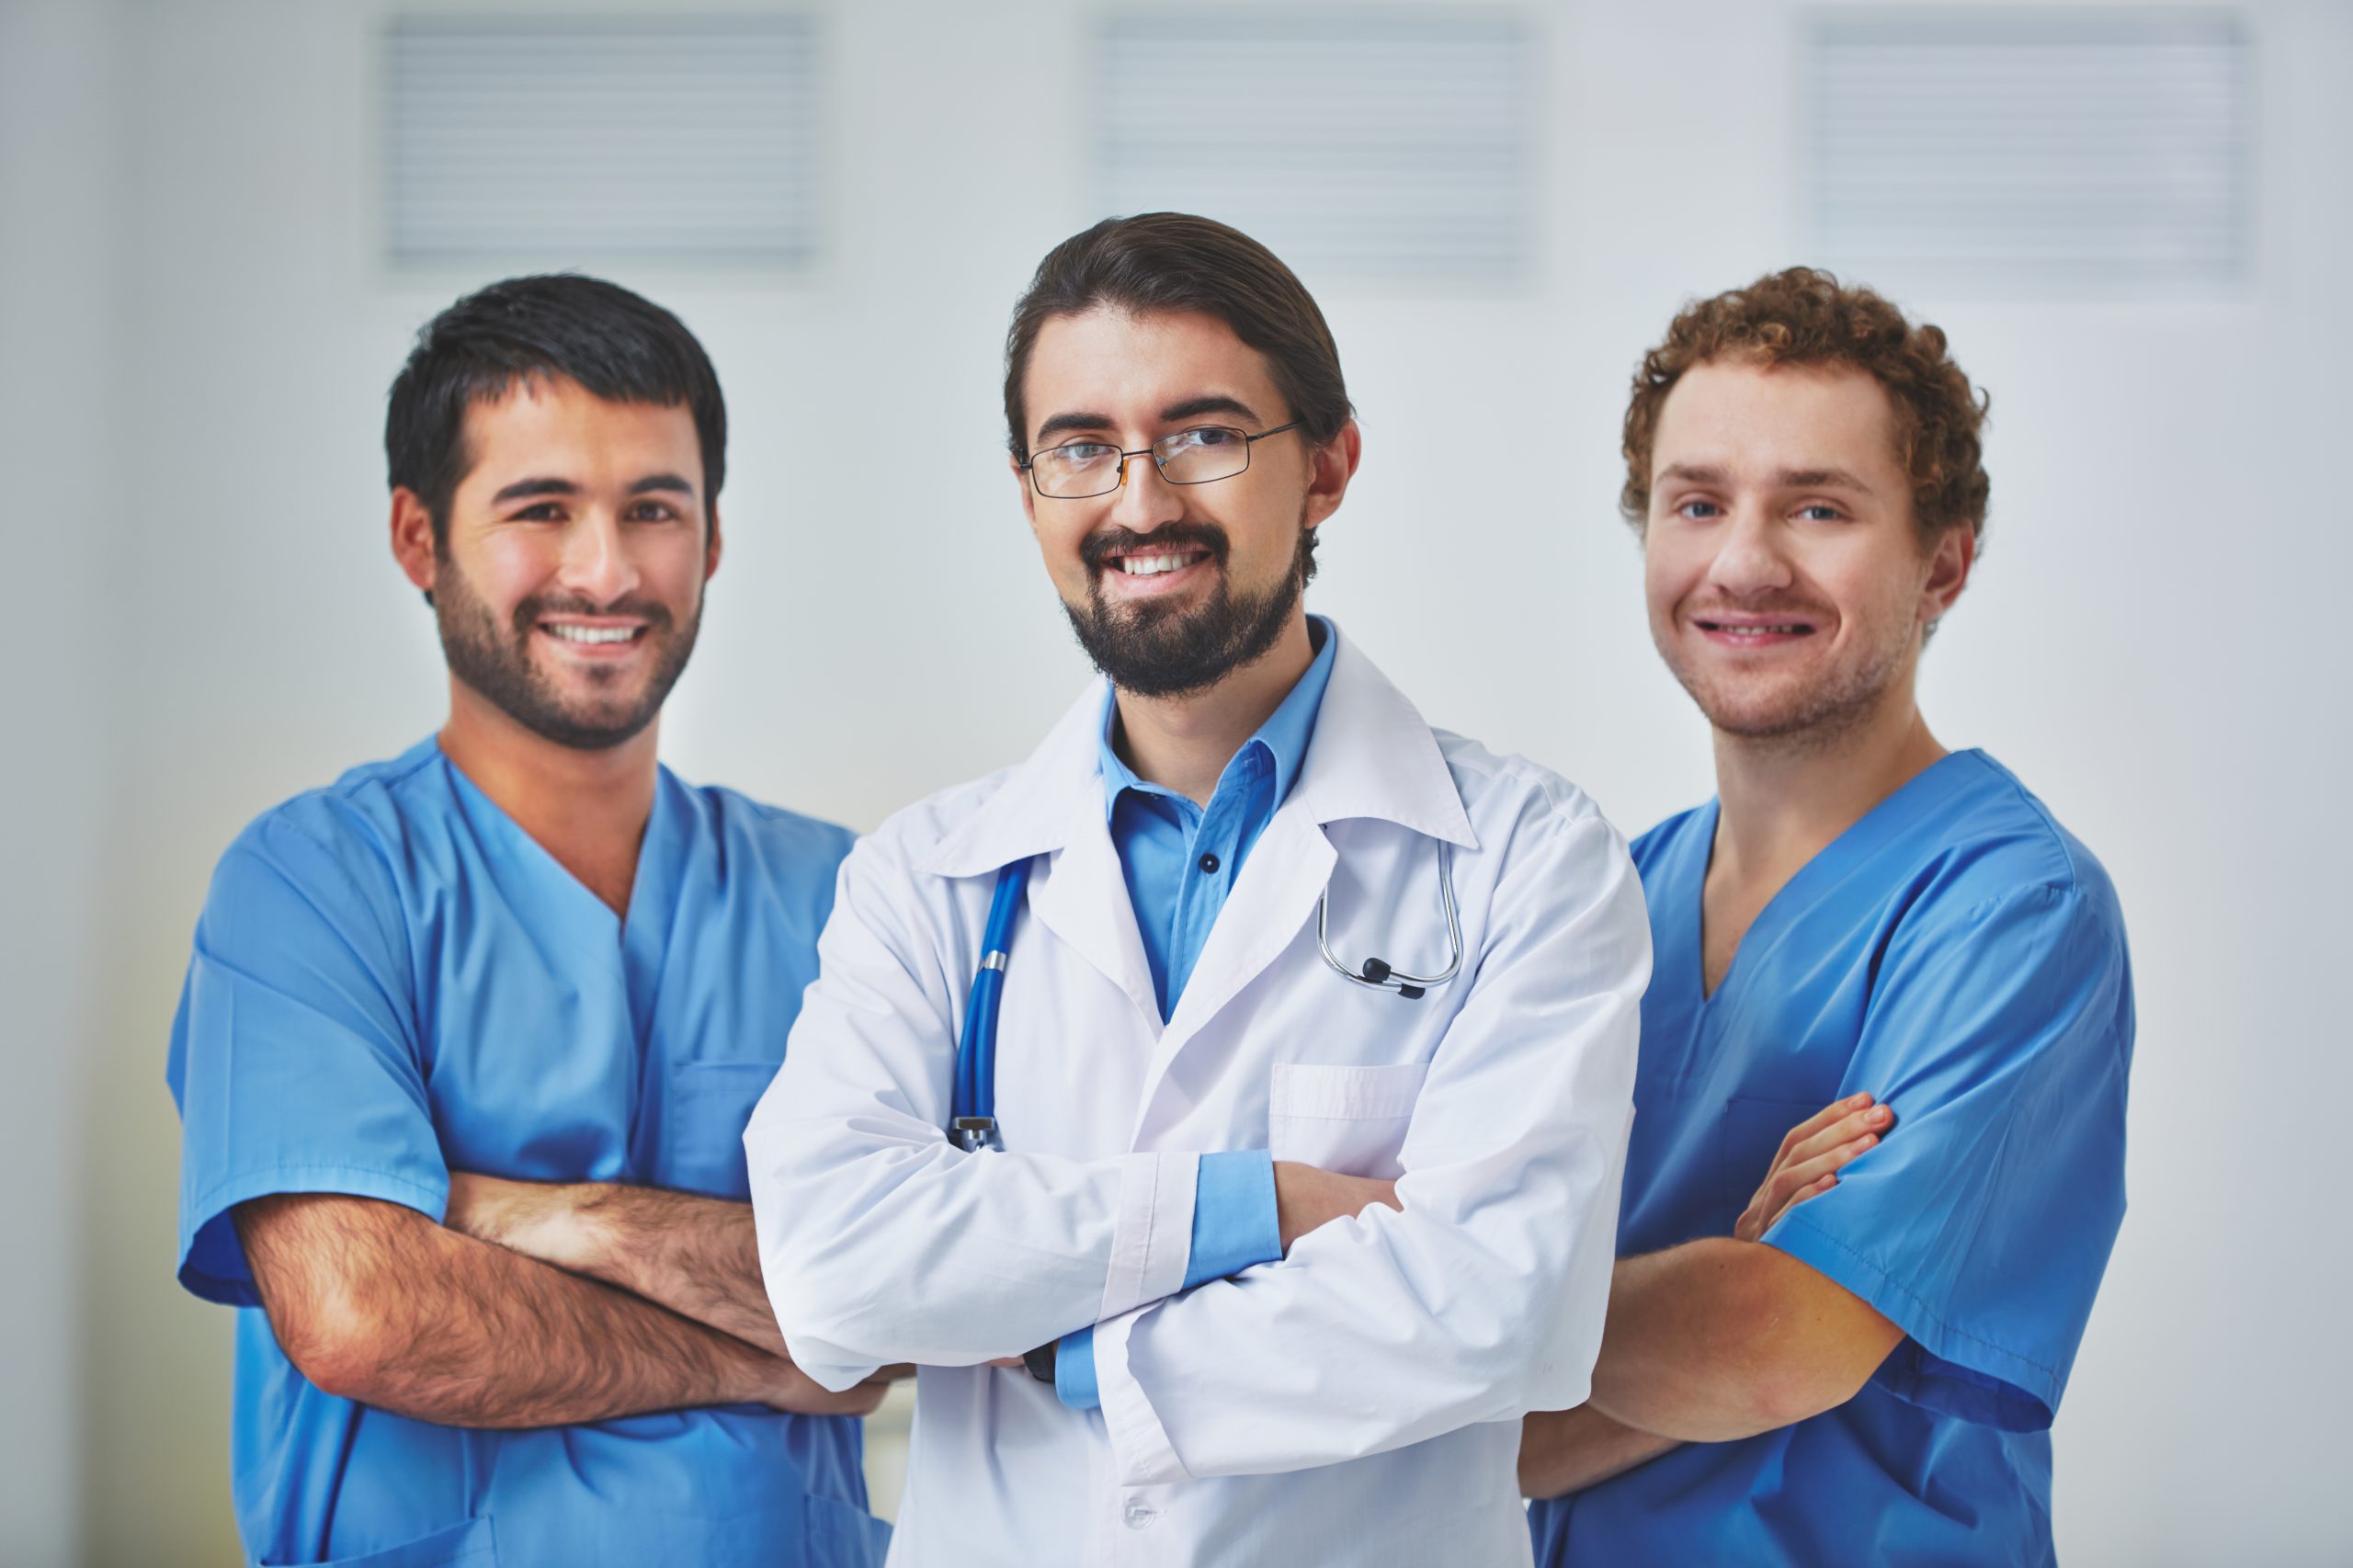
[547,624,637,644]
[1718,624,1804,636]
[1119,551,1203,577]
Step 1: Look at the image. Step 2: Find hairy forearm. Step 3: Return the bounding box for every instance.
[446,1176,787,1358]
[236,1194,793,1428]
[1518,1405,1680,1499]
[1586,1239,1900,1442]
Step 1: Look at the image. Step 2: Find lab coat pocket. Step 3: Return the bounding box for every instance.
[1267,1061,1427,1178]
[258,1516,496,1568]
[667,1060,783,1201]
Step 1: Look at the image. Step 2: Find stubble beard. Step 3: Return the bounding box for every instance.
[431,551,700,751]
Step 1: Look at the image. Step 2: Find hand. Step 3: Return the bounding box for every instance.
[1733,1094,1894,1244]
[443,1171,588,1269]
[1272,1162,1402,1254]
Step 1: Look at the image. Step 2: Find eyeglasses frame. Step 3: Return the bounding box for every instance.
[1019,419,1307,500]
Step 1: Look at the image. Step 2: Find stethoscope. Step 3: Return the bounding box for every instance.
[948,847,1464,1151]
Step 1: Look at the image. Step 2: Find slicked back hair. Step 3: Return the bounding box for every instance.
[1003,213,1353,462]
[386,274,726,545]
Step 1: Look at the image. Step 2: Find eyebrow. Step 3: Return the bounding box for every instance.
[1032,393,1266,448]
[489,472,696,505]
[1655,462,1878,494]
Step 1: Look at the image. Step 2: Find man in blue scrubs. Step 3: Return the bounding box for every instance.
[1522,268,2133,1565]
[166,276,892,1567]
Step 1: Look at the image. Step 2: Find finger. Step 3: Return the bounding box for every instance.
[1768,1135,1878,1204]
[1787,1102,1894,1167]
[1751,1169,1842,1238]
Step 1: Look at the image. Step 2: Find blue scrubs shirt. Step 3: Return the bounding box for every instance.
[166,738,889,1568]
[1529,750,2132,1568]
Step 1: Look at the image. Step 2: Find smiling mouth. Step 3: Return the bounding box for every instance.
[1695,618,1816,639]
[1108,548,1213,578]
[540,622,646,645]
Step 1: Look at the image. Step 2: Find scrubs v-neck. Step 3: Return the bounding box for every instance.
[1529,750,2133,1568]
[168,738,887,1568]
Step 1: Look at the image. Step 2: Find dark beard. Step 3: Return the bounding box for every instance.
[1063,517,1315,699]
[432,552,699,750]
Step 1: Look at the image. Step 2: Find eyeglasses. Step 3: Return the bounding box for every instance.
[1021,420,1304,500]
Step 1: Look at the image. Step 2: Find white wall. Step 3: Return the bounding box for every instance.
[6,0,2346,1562]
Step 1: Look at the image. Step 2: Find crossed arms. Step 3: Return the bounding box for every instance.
[1518,1095,1905,1498]
[234,1182,888,1429]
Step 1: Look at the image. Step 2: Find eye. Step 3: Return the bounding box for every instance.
[1795,504,1846,522]
[1043,441,1118,468]
[1188,426,1244,449]
[1675,498,1723,521]
[510,502,567,522]
[625,499,684,523]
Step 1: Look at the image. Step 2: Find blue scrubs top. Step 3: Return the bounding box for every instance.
[1529,750,2132,1568]
[166,738,889,1568]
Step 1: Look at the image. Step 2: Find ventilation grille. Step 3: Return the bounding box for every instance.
[386,16,820,267]
[1097,12,1536,285]
[1804,11,2250,293]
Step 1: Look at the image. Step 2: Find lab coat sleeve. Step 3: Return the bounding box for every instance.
[165,808,443,1307]
[1093,805,1648,1483]
[745,829,1203,1391]
[1761,881,2132,1430]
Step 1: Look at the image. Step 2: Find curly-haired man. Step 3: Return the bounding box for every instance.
[1520,269,2133,1567]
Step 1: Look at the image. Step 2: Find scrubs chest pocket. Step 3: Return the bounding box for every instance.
[1716,1096,1828,1228]
[1267,1062,1427,1179]
[665,1061,780,1200]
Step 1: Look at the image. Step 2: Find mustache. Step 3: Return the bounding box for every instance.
[1079,521,1231,575]
[510,591,676,636]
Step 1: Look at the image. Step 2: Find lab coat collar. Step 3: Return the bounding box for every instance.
[918,619,1475,881]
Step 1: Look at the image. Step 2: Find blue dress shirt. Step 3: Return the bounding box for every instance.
[1055,618,1337,1409]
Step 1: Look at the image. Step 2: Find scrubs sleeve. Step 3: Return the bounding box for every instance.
[1762,881,2132,1431]
[166,810,442,1307]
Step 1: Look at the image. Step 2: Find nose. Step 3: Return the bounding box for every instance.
[1705,501,1794,598]
[558,508,641,607]
[1104,449,1184,534]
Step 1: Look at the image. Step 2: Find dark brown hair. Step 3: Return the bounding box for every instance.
[1622,267,1989,543]
[1002,213,1353,460]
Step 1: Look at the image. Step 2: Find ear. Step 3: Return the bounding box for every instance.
[391,487,439,600]
[1921,524,1976,625]
[1302,417,1363,532]
[704,498,724,582]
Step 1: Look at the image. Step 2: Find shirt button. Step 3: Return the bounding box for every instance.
[1198,852,1221,874]
[1123,1502,1158,1529]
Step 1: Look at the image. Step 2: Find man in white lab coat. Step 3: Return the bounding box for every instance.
[747,212,1649,1566]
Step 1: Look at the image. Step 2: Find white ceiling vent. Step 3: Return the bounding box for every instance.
[386,16,820,268]
[1096,12,1536,285]
[1804,11,2250,294]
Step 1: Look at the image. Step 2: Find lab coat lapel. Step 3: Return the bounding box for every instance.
[1029,806,1163,1036]
[918,676,1162,1035]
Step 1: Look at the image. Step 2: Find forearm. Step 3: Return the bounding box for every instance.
[1586,1239,1898,1442]
[449,1176,785,1358]
[1518,1405,1679,1499]
[237,1195,794,1428]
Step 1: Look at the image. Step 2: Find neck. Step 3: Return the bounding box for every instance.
[437,679,660,915]
[1111,612,1315,806]
[1711,676,1947,887]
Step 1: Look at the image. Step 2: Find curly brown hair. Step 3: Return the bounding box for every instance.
[1621,267,1989,545]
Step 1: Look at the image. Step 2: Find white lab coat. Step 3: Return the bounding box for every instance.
[748,627,1647,1568]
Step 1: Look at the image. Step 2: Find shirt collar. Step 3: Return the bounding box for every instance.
[917,617,1475,880]
[1095,616,1338,821]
